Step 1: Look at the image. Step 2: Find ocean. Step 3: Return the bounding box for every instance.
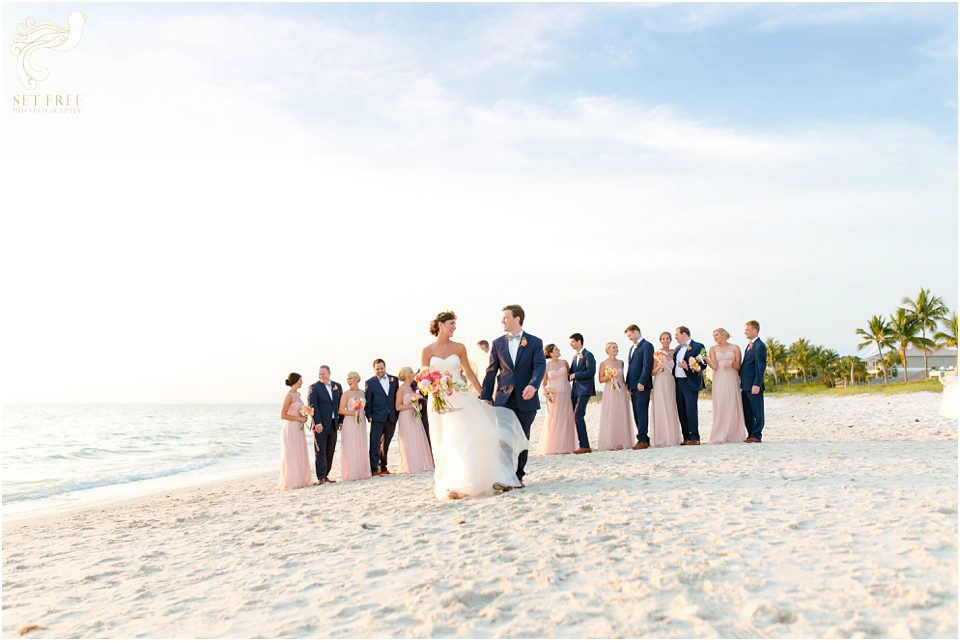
[2,404,294,519]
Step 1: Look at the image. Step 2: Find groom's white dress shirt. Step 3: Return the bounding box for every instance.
[675,343,689,378]
[378,375,389,395]
[507,331,523,364]
[325,382,335,418]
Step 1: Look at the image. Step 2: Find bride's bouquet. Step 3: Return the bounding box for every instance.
[298,405,314,430]
[415,366,470,413]
[603,366,621,390]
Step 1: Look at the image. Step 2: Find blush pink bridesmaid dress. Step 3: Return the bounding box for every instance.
[340,391,373,481]
[709,347,748,443]
[540,361,576,455]
[397,390,435,473]
[279,392,312,490]
[598,358,634,450]
[650,350,683,447]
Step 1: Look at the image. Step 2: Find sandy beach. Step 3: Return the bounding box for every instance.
[3,392,957,638]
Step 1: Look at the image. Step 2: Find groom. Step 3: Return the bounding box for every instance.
[481,304,546,487]
[364,359,399,476]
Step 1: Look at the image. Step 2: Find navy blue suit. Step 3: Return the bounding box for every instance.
[626,339,655,443]
[569,349,597,449]
[307,380,343,481]
[740,338,767,441]
[481,331,546,482]
[364,375,399,473]
[411,379,430,447]
[674,340,706,442]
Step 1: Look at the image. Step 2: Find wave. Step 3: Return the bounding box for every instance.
[3,459,221,503]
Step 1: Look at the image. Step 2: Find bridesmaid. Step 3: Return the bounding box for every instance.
[649,332,683,447]
[707,328,748,443]
[539,344,576,455]
[338,371,373,481]
[597,342,634,450]
[279,372,312,490]
[395,367,435,474]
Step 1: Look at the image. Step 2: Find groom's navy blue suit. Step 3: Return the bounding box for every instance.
[364,374,399,474]
[569,349,597,449]
[308,379,343,481]
[740,338,767,441]
[481,331,546,483]
[626,339,655,443]
[674,340,707,442]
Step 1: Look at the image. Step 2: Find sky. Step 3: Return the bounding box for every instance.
[1,1,957,403]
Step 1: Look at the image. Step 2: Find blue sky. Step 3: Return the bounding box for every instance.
[3,2,957,401]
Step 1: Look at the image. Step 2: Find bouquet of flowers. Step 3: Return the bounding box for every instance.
[603,366,621,390]
[688,349,707,373]
[415,366,469,413]
[544,385,557,403]
[349,397,365,420]
[298,404,314,430]
[409,390,423,420]
[654,351,665,372]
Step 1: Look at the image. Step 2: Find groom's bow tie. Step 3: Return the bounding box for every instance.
[507,333,522,340]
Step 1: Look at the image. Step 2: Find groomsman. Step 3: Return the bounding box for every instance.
[411,378,430,447]
[741,320,767,443]
[674,326,706,445]
[568,333,596,454]
[624,325,654,449]
[307,365,343,483]
[364,359,399,475]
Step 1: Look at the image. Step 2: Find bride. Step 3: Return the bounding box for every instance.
[421,310,529,500]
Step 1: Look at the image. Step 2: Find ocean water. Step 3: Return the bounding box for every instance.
[2,404,295,519]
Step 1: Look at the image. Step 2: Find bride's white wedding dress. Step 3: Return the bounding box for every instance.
[429,354,529,499]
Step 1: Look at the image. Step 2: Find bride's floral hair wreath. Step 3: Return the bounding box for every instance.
[429,310,457,336]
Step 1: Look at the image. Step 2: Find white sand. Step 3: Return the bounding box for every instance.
[3,393,957,638]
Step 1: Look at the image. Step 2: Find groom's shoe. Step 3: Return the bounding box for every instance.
[744,437,761,443]
[632,442,649,450]
[324,477,336,483]
[687,440,701,445]
[380,469,392,475]
[573,447,592,454]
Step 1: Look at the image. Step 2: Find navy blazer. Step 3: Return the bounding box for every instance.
[480,332,546,412]
[626,338,655,391]
[364,375,399,423]
[675,340,707,391]
[570,349,597,397]
[307,380,343,431]
[740,338,767,391]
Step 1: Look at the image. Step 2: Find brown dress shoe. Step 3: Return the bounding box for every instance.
[744,437,761,443]
[687,440,701,445]
[632,442,650,450]
[324,477,336,483]
[371,471,383,477]
[380,469,392,475]
[573,447,592,454]
[680,440,689,446]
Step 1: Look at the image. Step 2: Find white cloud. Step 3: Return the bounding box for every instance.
[1,4,955,403]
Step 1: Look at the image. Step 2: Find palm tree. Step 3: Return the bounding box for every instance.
[788,338,815,383]
[889,308,928,383]
[815,347,842,387]
[766,337,787,386]
[856,315,895,383]
[839,355,867,385]
[934,311,958,371]
[902,289,950,377]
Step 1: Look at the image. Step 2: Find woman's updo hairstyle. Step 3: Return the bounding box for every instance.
[544,343,556,358]
[285,372,302,387]
[429,310,457,336]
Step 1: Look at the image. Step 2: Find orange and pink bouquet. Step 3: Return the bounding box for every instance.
[349,397,365,419]
[603,366,621,390]
[415,366,469,413]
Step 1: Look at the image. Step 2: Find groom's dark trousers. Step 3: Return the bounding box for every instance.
[504,391,537,482]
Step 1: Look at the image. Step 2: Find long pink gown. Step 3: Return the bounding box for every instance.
[279,392,312,490]
[710,346,748,443]
[598,359,634,451]
[540,361,576,455]
[397,390,435,474]
[650,351,683,447]
[340,391,372,481]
